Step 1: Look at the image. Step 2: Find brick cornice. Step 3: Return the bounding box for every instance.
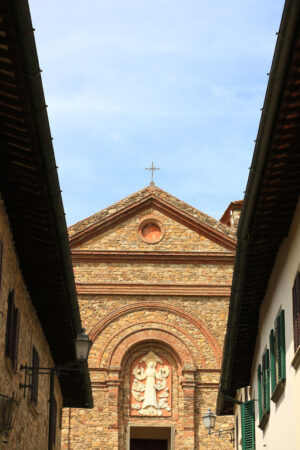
[76,282,231,297]
[69,196,236,250]
[71,250,235,265]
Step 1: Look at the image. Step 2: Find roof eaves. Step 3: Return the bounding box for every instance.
[10,0,93,408]
[217,0,300,415]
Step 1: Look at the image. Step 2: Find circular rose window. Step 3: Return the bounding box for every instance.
[138,218,165,244]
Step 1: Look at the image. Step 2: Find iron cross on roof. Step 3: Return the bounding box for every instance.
[145,162,160,186]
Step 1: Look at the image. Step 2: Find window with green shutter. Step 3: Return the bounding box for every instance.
[275,310,286,382]
[262,349,270,413]
[269,329,276,393]
[258,350,270,429]
[241,400,255,450]
[269,309,286,402]
[293,273,300,352]
[257,364,262,422]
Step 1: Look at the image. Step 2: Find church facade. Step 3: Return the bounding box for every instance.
[62,185,237,449]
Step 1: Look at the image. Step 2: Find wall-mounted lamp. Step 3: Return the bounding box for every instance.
[0,393,19,444]
[203,409,234,445]
[74,329,92,361]
[20,329,91,450]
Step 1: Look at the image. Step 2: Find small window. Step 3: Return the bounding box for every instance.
[5,290,20,370]
[241,400,255,450]
[31,347,40,405]
[293,273,300,352]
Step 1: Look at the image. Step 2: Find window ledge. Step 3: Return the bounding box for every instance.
[258,411,269,430]
[271,380,285,403]
[291,345,300,370]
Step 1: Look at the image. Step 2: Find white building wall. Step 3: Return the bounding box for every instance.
[248,199,300,449]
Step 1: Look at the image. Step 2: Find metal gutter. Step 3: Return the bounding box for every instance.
[10,0,93,408]
[217,0,300,414]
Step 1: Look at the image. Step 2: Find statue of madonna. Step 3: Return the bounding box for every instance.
[142,360,158,409]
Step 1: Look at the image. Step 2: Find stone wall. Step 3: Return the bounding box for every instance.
[76,209,228,253]
[74,263,233,285]
[0,196,63,449]
[63,193,235,449]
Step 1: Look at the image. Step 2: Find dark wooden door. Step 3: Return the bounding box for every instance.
[130,439,168,450]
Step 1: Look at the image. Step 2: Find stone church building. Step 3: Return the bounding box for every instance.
[62,185,239,449]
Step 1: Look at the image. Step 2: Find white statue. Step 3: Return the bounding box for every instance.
[131,351,171,416]
[142,359,159,410]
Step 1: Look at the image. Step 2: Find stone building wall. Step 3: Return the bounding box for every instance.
[75,209,228,252]
[0,196,63,449]
[62,187,236,449]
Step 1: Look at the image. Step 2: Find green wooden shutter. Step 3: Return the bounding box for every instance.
[277,310,286,381]
[293,273,300,352]
[241,400,255,450]
[262,350,270,413]
[257,364,262,421]
[269,330,276,393]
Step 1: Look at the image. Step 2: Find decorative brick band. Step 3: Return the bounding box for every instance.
[97,320,206,368]
[77,283,231,297]
[109,328,195,368]
[89,302,222,365]
[72,250,235,265]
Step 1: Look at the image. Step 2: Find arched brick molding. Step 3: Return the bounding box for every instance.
[97,320,206,368]
[89,302,222,365]
[120,342,181,422]
[121,340,181,376]
[109,328,195,368]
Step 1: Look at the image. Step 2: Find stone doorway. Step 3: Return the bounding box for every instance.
[130,439,167,450]
[127,426,174,450]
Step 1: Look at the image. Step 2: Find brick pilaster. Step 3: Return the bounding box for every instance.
[106,378,121,450]
[181,367,196,450]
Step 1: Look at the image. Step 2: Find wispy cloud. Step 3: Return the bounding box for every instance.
[30,0,285,224]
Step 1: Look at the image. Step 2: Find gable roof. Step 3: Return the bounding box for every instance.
[220,200,243,226]
[69,185,236,250]
[0,0,92,408]
[217,0,300,415]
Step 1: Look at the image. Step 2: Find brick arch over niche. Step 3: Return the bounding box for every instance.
[97,320,206,368]
[121,340,180,374]
[89,302,222,365]
[110,328,195,368]
[122,342,180,420]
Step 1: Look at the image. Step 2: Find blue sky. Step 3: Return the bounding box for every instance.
[29,0,285,225]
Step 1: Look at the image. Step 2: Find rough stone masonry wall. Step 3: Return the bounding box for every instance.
[0,196,63,450]
[76,208,228,252]
[62,294,234,449]
[63,203,235,449]
[74,262,233,285]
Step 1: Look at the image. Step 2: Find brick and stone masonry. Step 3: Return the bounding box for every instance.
[0,195,63,449]
[62,186,240,449]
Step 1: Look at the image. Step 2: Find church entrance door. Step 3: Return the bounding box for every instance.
[130,439,168,450]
